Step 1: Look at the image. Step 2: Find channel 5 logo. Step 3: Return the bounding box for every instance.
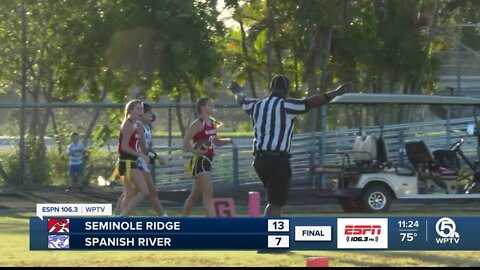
[435,217,460,244]
[337,218,388,249]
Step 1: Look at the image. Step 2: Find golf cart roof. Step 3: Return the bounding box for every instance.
[330,93,480,105]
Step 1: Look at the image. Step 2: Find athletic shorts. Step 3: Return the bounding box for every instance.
[118,159,138,176]
[137,157,150,173]
[190,155,213,177]
[253,154,292,207]
[69,164,83,176]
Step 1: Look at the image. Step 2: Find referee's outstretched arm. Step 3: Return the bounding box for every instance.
[305,82,353,109]
[229,80,353,108]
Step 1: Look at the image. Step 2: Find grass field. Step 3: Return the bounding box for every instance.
[1,209,480,267]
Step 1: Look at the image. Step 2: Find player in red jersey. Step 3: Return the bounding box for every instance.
[116,99,150,216]
[182,97,233,217]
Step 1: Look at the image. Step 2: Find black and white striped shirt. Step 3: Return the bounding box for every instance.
[241,94,308,153]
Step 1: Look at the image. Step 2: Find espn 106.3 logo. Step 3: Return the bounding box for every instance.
[337,218,388,249]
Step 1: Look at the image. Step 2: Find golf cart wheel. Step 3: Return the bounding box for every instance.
[338,197,361,212]
[361,185,392,213]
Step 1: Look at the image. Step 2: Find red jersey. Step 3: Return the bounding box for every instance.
[118,119,140,159]
[193,117,217,158]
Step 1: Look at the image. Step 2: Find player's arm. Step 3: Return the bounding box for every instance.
[146,131,160,163]
[305,82,353,110]
[210,121,233,147]
[145,133,165,165]
[183,120,207,155]
[137,124,149,154]
[212,136,233,147]
[147,136,153,150]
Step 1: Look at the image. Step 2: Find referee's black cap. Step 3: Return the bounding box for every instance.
[269,75,290,90]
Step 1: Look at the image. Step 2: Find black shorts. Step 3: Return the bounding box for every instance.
[118,159,138,176]
[190,155,213,177]
[253,154,291,207]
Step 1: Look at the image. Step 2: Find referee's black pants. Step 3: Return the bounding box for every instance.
[253,153,292,207]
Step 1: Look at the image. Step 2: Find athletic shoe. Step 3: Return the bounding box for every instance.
[161,213,168,217]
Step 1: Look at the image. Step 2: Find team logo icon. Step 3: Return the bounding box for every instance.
[48,235,70,249]
[48,218,70,233]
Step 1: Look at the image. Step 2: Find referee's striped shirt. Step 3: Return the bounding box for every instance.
[241,94,308,153]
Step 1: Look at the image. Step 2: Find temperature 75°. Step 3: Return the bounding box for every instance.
[400,232,418,242]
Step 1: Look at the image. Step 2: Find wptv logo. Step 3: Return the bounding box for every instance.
[435,217,460,244]
[337,218,388,249]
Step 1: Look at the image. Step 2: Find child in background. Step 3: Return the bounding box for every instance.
[66,132,86,192]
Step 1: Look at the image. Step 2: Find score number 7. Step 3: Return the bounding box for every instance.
[276,237,283,246]
[268,235,290,248]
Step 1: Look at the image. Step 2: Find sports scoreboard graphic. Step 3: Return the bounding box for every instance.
[30,206,480,250]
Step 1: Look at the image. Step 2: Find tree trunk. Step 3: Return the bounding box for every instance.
[319,26,333,93]
[182,74,198,103]
[28,53,44,143]
[240,19,257,98]
[19,3,28,189]
[36,69,56,184]
[49,108,60,154]
[272,29,285,75]
[269,3,284,75]
[304,26,320,96]
[303,26,321,132]
[181,74,198,130]
[38,107,50,180]
[43,74,61,154]
[83,84,108,147]
[25,54,44,187]
[293,44,300,93]
[412,2,440,94]
[175,94,186,138]
[266,0,273,80]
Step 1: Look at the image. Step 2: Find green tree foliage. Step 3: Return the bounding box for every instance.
[1,0,477,188]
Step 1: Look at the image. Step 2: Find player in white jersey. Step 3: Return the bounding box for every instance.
[114,103,167,216]
[136,120,152,172]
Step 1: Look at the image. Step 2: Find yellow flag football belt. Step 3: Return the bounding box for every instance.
[108,159,135,189]
[186,155,212,176]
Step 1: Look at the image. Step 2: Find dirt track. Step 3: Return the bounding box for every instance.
[0,185,335,211]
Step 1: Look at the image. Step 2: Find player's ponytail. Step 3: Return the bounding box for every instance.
[209,117,223,128]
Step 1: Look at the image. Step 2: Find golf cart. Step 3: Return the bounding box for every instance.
[311,93,480,213]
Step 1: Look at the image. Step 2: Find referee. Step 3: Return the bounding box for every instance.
[230,75,352,217]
